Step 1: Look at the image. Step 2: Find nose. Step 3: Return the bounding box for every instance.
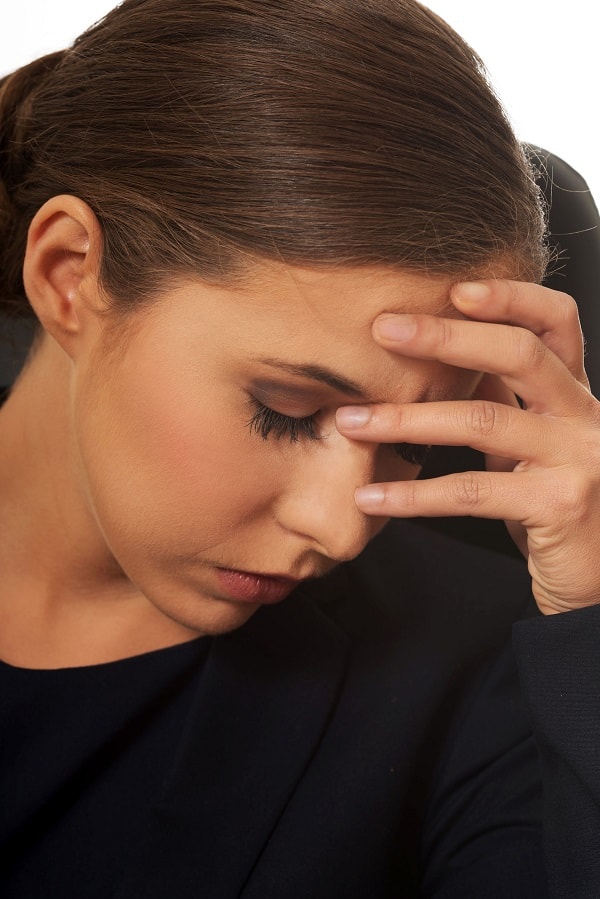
[274,430,382,562]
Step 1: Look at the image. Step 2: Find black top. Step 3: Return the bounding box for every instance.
[0,520,600,896]
[0,637,209,898]
[0,521,547,899]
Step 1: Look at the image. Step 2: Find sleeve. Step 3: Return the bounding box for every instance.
[513,604,600,898]
[419,640,548,898]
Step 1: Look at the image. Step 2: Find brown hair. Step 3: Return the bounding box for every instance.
[0,0,547,319]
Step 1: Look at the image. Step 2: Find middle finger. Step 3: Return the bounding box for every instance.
[336,400,562,464]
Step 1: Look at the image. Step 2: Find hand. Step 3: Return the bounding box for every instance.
[336,280,600,616]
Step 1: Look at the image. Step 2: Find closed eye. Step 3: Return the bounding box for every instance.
[247,400,320,443]
[248,398,430,466]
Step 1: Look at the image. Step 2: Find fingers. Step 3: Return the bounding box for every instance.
[472,375,520,474]
[336,399,562,464]
[348,280,600,614]
[451,280,588,387]
[351,468,551,521]
[373,310,591,417]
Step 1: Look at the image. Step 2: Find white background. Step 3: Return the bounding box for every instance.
[2,1,598,203]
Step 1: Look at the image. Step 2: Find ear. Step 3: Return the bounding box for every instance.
[22,195,105,358]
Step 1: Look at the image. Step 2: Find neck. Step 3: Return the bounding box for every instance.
[0,337,197,668]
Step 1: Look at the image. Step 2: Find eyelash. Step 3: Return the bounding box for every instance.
[248,400,319,443]
[247,399,431,467]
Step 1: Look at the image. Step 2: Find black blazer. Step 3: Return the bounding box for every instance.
[109,520,546,898]
[4,151,598,898]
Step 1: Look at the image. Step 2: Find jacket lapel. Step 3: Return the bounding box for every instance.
[116,578,351,898]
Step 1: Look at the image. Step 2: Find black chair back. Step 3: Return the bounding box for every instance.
[420,147,600,555]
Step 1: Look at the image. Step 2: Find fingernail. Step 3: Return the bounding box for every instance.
[354,484,385,510]
[453,282,490,305]
[336,406,372,428]
[375,314,417,341]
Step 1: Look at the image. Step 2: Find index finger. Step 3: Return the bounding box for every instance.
[372,313,591,418]
[451,279,588,387]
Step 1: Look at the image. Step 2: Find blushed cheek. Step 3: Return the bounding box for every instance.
[78,371,285,559]
[136,393,277,513]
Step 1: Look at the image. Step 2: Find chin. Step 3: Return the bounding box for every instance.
[150,589,261,638]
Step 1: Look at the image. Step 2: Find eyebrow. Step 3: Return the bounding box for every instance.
[258,357,366,397]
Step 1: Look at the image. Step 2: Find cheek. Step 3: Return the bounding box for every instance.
[73,360,280,558]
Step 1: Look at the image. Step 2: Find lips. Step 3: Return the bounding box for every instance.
[214,567,301,605]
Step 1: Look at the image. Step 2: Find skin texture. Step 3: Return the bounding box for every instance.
[337,279,600,615]
[1,197,599,667]
[0,197,477,668]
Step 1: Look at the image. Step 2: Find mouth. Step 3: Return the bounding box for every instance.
[214,567,303,605]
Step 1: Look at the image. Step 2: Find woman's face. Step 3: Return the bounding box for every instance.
[73,263,478,636]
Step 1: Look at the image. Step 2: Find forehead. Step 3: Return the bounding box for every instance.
[231,262,456,327]
[227,263,461,393]
[139,261,474,405]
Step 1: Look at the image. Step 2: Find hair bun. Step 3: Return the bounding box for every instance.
[0,50,65,314]
[0,51,65,188]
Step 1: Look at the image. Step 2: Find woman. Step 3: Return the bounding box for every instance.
[1,0,599,895]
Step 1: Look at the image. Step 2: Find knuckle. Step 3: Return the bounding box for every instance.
[374,405,406,438]
[513,327,546,371]
[389,405,407,432]
[447,472,492,508]
[540,429,600,521]
[398,480,419,510]
[554,290,581,330]
[501,278,520,309]
[551,473,589,520]
[465,400,500,437]
[437,316,455,349]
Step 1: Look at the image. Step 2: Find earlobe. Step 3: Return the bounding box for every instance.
[22,195,104,358]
